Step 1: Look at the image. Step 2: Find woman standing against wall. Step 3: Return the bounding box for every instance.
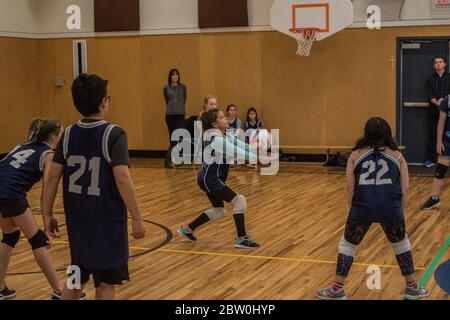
[163,69,187,168]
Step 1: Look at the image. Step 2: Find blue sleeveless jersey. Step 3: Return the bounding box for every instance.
[0,143,53,200]
[229,119,238,130]
[62,121,128,270]
[198,135,230,192]
[351,148,403,220]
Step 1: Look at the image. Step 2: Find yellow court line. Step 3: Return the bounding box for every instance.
[156,248,426,271]
[22,239,426,271]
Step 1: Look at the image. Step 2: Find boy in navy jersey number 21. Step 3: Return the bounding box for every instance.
[42,74,145,300]
[316,118,428,300]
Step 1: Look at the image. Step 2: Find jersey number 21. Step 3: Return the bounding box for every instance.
[68,156,101,196]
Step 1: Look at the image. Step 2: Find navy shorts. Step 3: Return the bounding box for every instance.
[0,198,30,218]
[443,135,450,157]
[348,205,404,223]
[71,263,130,288]
[198,181,237,208]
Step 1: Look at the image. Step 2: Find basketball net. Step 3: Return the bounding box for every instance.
[290,28,318,57]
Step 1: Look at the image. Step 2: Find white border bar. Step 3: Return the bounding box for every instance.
[1,19,450,39]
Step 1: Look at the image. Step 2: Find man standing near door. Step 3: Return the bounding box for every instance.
[424,56,450,168]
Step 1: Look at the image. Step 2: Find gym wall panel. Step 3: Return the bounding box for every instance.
[36,0,94,34]
[87,37,144,149]
[37,39,80,126]
[324,28,398,146]
[140,0,198,31]
[0,0,36,33]
[36,35,203,150]
[0,37,40,154]
[206,32,263,121]
[198,0,249,28]
[139,34,202,149]
[7,24,450,154]
[247,0,272,27]
[260,32,328,147]
[94,0,140,32]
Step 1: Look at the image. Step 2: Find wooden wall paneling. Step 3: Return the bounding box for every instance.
[0,38,40,153]
[140,34,202,150]
[8,25,450,152]
[37,39,79,129]
[86,37,144,149]
[260,32,328,146]
[211,32,262,121]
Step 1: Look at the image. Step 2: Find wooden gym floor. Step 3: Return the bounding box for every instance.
[4,159,449,300]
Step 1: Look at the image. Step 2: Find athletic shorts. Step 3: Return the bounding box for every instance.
[199,182,237,208]
[348,205,404,223]
[443,135,450,157]
[0,198,30,218]
[73,263,130,288]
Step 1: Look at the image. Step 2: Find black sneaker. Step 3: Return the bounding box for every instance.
[421,197,441,210]
[0,287,16,300]
[51,290,87,300]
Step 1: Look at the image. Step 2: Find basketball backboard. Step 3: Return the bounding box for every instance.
[271,0,354,41]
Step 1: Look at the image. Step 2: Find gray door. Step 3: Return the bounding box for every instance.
[399,39,449,164]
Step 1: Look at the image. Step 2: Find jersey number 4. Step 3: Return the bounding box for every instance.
[68,156,101,196]
[359,159,393,186]
[9,150,35,169]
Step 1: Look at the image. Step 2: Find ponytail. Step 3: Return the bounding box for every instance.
[26,118,61,144]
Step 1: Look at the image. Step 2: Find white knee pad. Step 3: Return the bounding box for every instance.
[231,195,247,215]
[205,207,226,221]
[392,235,412,255]
[338,237,357,257]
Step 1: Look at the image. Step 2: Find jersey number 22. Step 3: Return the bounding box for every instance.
[359,159,393,186]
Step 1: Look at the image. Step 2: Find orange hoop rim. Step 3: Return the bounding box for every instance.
[289,27,320,34]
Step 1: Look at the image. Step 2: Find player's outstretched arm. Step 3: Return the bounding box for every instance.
[42,155,63,237]
[217,134,257,163]
[112,165,146,239]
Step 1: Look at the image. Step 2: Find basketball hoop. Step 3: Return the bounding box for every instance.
[289,28,319,57]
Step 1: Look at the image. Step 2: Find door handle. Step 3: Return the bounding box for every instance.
[403,102,429,108]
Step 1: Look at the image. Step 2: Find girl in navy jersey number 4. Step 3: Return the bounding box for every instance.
[0,119,65,300]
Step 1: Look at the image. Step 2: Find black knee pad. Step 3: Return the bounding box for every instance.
[1,230,20,248]
[435,164,448,180]
[28,229,48,250]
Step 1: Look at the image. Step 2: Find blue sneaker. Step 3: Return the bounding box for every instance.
[423,160,435,168]
[177,226,197,242]
[234,235,260,249]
